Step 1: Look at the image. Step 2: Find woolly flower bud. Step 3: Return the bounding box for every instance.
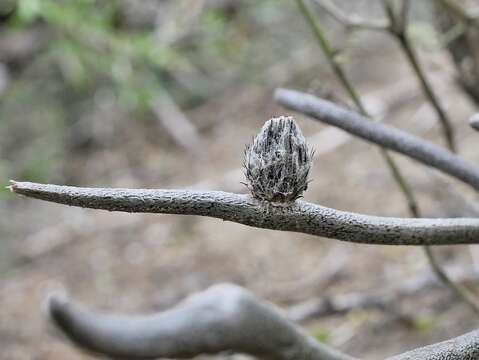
[244,116,312,203]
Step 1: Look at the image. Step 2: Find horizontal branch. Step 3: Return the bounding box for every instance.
[47,284,355,360]
[10,181,479,246]
[275,88,479,192]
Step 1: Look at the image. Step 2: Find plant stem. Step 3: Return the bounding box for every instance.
[435,0,479,27]
[423,246,479,314]
[383,0,456,152]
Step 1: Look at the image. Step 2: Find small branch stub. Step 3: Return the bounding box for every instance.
[244,116,312,203]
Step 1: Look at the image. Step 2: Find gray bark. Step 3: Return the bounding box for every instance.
[386,328,479,360]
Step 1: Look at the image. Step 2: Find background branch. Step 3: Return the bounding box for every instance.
[275,88,479,192]
[47,284,355,360]
[311,0,389,31]
[47,282,479,360]
[435,0,479,26]
[383,0,456,152]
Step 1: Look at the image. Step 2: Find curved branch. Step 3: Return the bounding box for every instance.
[46,284,354,360]
[275,88,479,192]
[10,181,479,246]
[387,328,479,360]
[47,282,479,360]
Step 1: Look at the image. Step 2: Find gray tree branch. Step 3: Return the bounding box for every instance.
[47,282,479,360]
[9,180,479,246]
[274,88,479,192]
[46,283,355,360]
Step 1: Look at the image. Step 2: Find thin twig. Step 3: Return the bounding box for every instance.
[423,246,479,314]
[312,0,389,31]
[150,92,203,153]
[287,267,479,322]
[10,181,479,246]
[435,0,479,26]
[383,0,457,152]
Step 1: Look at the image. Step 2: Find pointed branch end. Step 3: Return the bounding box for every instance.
[7,180,19,193]
[43,292,70,326]
[469,113,479,132]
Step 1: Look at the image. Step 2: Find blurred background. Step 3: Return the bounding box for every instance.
[1,0,479,359]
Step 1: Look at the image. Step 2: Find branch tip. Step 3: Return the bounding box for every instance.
[8,180,18,193]
[44,292,69,317]
[470,113,479,132]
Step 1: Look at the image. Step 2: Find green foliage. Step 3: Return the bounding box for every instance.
[11,0,180,113]
[408,22,440,50]
[412,315,437,333]
[311,326,331,344]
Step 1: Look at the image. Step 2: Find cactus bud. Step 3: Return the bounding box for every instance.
[244,116,312,203]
